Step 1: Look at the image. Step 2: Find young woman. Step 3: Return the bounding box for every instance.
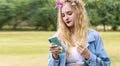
[48,0,110,66]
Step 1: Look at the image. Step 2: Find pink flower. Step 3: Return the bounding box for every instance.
[74,0,79,2]
[55,0,80,9]
[55,1,63,8]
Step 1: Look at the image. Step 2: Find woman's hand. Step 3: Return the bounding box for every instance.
[49,44,61,60]
[77,44,90,60]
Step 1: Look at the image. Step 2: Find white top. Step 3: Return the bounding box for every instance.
[66,47,84,66]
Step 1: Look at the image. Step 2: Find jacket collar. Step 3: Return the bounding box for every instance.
[87,34,95,43]
[86,29,95,48]
[87,29,95,43]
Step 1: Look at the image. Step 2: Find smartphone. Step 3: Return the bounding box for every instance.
[48,37,65,54]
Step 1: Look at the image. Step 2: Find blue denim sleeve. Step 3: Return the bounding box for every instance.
[48,53,59,66]
[48,53,66,66]
[85,31,111,66]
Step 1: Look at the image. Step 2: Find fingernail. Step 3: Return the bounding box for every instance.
[54,45,58,46]
[59,47,62,50]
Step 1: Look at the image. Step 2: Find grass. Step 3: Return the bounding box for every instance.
[0,31,119,66]
[0,31,54,66]
[100,32,120,66]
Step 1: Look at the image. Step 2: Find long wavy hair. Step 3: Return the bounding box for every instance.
[57,1,89,57]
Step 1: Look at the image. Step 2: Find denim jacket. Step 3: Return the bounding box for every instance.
[48,29,111,66]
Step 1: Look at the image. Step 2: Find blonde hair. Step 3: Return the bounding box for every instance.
[57,1,89,57]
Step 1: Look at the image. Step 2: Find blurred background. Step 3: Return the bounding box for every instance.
[0,0,119,66]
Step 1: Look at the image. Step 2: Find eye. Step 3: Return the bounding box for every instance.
[67,11,72,15]
[61,13,65,17]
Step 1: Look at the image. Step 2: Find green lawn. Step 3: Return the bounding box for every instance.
[0,31,119,66]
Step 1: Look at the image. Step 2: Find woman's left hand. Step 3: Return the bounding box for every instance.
[77,44,90,60]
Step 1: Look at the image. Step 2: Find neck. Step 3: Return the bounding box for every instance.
[70,26,77,46]
[70,26,75,35]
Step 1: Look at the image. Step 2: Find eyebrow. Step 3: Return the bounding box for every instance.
[62,11,72,14]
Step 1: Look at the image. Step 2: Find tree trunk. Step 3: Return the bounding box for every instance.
[0,24,3,30]
[12,23,18,30]
[103,23,106,32]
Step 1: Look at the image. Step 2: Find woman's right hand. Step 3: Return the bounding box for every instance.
[49,44,61,60]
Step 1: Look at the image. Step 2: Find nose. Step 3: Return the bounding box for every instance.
[64,15,69,21]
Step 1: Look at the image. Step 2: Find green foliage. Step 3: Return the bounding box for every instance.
[27,0,57,31]
[86,0,120,31]
[0,0,56,31]
[0,1,12,29]
[0,0,119,31]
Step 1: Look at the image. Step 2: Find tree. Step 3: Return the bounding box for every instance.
[28,0,57,31]
[86,0,120,31]
[0,1,12,30]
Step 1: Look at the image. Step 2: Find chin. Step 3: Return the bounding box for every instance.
[67,25,73,28]
[66,23,74,28]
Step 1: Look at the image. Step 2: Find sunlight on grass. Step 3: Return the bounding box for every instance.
[0,31,119,66]
[100,32,120,66]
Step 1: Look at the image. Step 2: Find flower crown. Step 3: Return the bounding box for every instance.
[55,0,80,9]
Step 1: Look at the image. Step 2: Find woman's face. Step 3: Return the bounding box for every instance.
[61,3,75,28]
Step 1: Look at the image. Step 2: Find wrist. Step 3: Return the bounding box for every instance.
[85,51,90,60]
